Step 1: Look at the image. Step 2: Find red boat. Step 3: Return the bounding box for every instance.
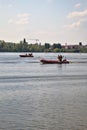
[19,53,34,57]
[40,59,69,64]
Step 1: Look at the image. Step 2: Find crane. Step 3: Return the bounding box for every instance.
[28,39,39,43]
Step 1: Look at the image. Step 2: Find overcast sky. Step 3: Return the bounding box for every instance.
[0,0,87,45]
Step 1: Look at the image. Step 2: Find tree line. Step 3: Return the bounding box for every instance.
[0,39,87,52]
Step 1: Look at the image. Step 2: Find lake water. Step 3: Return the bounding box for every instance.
[0,52,87,130]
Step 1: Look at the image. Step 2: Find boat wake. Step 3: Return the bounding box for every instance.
[70,61,87,63]
[0,61,40,64]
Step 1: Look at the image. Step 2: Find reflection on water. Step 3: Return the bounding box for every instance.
[0,53,87,130]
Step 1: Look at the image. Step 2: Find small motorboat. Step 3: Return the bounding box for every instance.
[40,59,69,64]
[19,53,34,57]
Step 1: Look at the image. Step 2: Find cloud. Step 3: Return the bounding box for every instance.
[65,8,87,30]
[75,3,81,8]
[64,19,87,29]
[17,13,29,18]
[8,13,31,25]
[67,9,87,19]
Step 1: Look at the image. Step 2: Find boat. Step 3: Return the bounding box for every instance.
[40,59,69,64]
[19,53,34,57]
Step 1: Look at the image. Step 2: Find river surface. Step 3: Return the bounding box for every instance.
[0,52,87,130]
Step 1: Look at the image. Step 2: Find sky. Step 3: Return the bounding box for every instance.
[0,0,87,45]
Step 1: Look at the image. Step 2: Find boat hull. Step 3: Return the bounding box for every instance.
[19,54,34,57]
[40,59,69,64]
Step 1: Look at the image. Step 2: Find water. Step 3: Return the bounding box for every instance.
[0,52,87,130]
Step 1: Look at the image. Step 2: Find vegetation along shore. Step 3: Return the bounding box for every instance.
[0,38,87,53]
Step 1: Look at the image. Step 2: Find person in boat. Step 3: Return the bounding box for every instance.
[58,55,63,62]
[28,53,33,57]
[63,57,67,62]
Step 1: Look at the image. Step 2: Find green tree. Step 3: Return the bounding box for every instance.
[44,43,50,49]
